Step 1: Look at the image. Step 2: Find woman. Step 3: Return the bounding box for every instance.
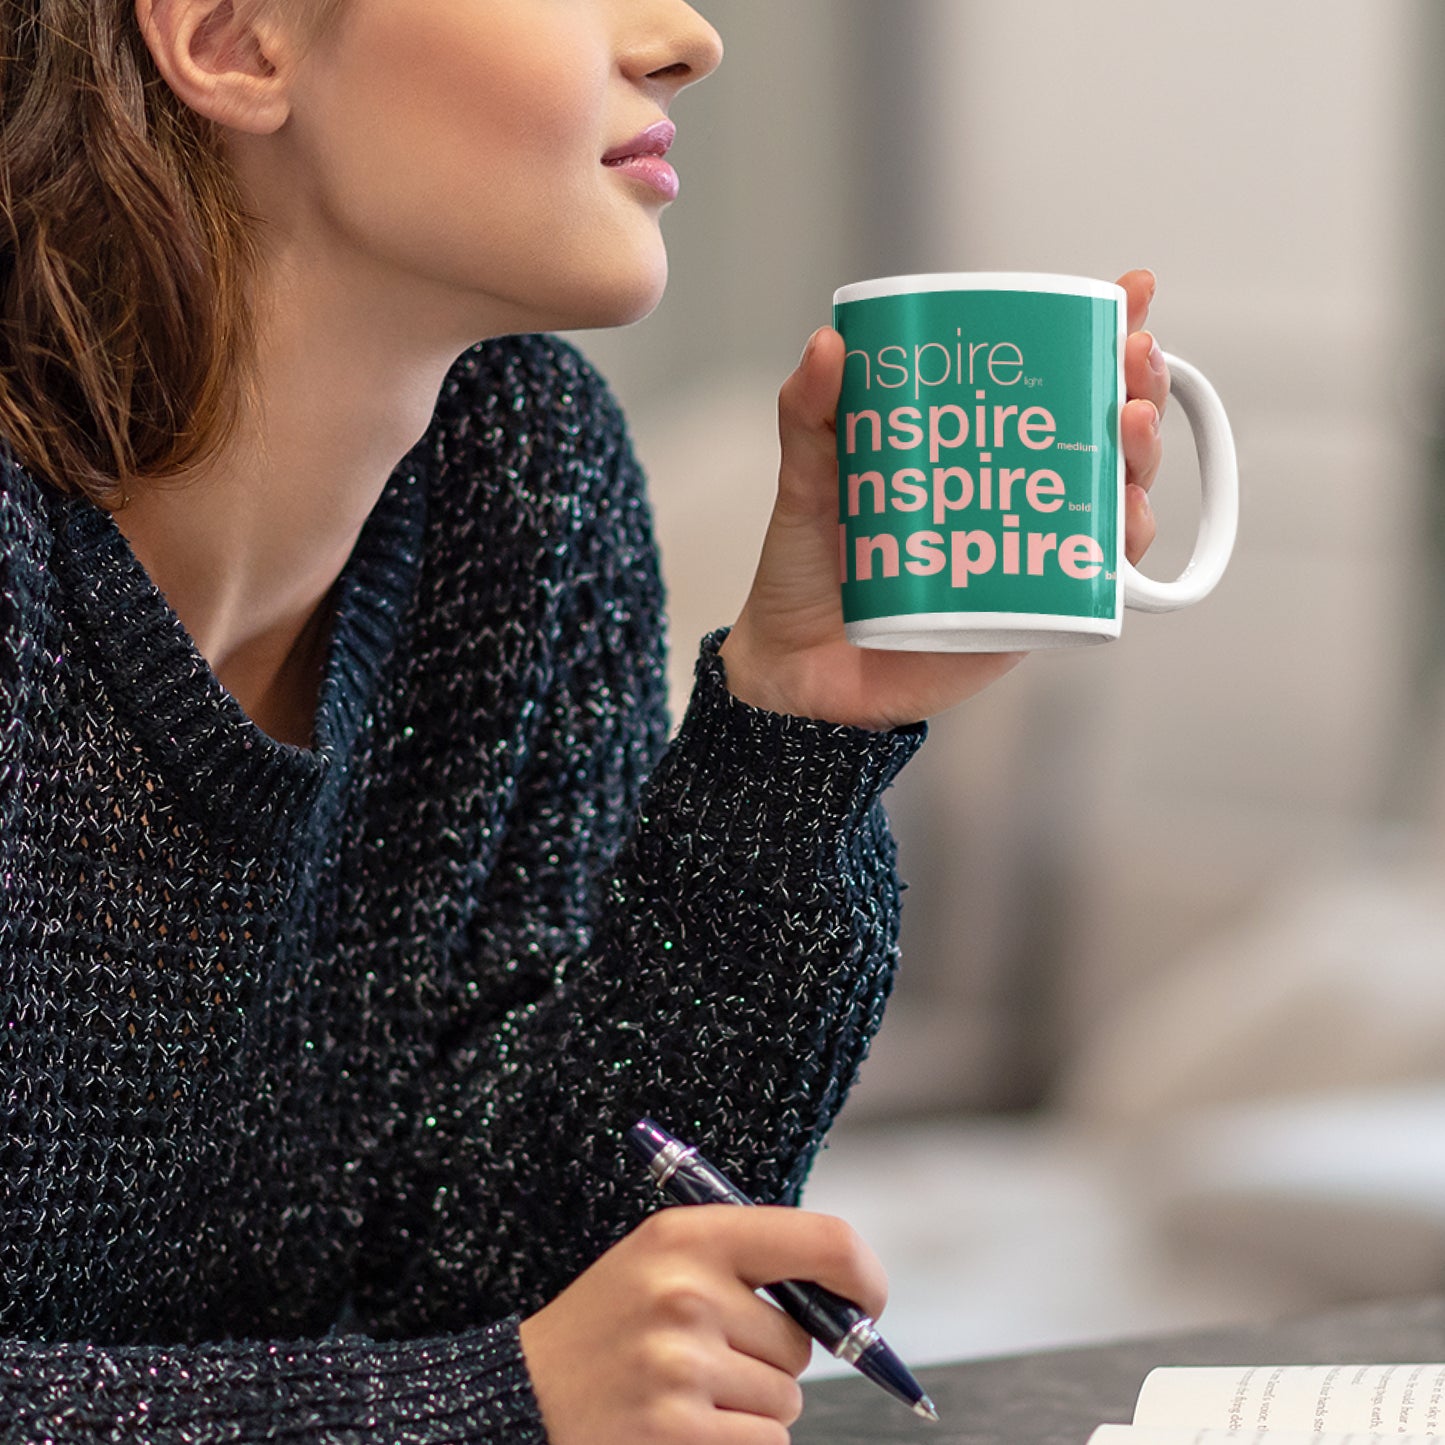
[0,0,1168,1439]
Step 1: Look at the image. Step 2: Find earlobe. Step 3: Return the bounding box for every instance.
[134,0,296,135]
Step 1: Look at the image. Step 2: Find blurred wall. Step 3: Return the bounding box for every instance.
[573,1,1438,1119]
[898,0,1433,1114]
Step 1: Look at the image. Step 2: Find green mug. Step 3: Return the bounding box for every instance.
[833,272,1238,650]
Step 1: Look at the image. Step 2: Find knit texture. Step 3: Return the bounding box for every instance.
[0,334,924,1443]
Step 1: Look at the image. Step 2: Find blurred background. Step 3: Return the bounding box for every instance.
[571,0,1445,1371]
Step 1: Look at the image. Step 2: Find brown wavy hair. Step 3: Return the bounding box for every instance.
[0,0,340,507]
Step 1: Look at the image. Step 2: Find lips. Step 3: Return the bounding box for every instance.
[602,119,681,201]
[602,119,677,166]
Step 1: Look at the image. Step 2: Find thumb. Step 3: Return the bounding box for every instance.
[775,326,845,523]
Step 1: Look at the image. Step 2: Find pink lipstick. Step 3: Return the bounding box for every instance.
[602,119,679,201]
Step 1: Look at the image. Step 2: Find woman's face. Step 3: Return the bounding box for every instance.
[245,0,722,341]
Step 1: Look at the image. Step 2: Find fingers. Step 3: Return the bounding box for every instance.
[1117,270,1165,567]
[699,1414,792,1445]
[522,1205,844,1445]
[711,1206,890,1323]
[1121,394,1163,493]
[711,1349,806,1423]
[1125,328,1170,421]
[725,1294,814,1378]
[1121,394,1161,566]
[1117,267,1156,334]
[1123,326,1168,505]
[642,1204,888,1325]
[1123,483,1156,566]
[639,1319,803,1432]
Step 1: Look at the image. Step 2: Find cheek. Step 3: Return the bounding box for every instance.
[277,3,666,330]
[316,8,602,191]
[295,17,607,275]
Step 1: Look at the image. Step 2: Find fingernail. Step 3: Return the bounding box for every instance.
[1147,335,1167,374]
[1149,401,1162,434]
[799,327,824,367]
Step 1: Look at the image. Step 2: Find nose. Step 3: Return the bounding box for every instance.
[622,0,724,95]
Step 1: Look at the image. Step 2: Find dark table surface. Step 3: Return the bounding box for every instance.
[793,1295,1445,1444]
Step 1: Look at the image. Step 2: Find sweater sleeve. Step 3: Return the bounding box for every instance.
[0,1322,544,1444]
[361,376,926,1336]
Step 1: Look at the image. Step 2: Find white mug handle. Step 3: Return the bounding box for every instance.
[1122,353,1239,613]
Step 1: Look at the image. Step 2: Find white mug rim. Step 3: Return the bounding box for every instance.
[833,272,1125,306]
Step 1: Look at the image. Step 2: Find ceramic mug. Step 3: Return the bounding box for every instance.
[832,272,1238,650]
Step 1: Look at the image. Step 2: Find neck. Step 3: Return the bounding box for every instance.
[115,255,462,746]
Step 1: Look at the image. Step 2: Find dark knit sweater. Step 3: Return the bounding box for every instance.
[0,334,923,1443]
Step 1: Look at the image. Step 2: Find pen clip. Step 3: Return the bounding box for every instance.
[650,1139,699,1193]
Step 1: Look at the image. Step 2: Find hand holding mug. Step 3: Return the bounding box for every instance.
[832,270,1236,646]
[719,270,1212,730]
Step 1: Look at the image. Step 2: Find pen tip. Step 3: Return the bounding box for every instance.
[913,1396,940,1421]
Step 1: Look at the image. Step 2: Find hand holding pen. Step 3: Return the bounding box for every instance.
[628,1119,938,1421]
[518,1128,909,1444]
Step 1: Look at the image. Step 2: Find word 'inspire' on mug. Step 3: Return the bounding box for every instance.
[833,273,1239,651]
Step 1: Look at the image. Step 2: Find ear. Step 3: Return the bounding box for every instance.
[134,0,298,135]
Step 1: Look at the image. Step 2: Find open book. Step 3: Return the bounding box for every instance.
[1088,1364,1445,1444]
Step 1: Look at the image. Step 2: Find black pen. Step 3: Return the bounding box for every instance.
[626,1118,939,1422]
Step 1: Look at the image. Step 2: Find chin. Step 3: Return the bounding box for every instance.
[610,280,668,328]
[453,246,670,340]
[565,272,669,332]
